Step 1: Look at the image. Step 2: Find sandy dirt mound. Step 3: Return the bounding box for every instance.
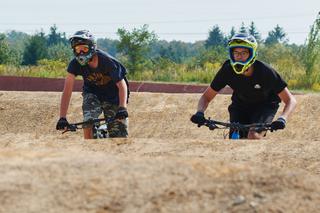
[0,91,319,213]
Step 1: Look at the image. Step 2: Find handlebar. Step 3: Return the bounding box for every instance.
[200,118,273,132]
[62,118,113,134]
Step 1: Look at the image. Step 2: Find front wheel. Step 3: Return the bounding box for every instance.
[92,125,98,139]
[92,124,108,139]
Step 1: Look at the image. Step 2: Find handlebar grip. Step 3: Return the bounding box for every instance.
[67,124,77,132]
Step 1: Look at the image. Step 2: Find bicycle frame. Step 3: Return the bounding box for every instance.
[62,118,113,139]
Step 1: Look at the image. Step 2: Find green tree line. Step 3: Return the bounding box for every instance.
[0,14,320,91]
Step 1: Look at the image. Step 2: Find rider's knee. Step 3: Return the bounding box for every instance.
[83,127,93,139]
[247,131,264,140]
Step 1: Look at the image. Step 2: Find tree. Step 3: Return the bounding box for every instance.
[47,25,68,46]
[47,43,73,63]
[117,25,157,73]
[228,26,236,39]
[248,21,262,42]
[205,25,227,48]
[23,31,48,65]
[149,40,197,63]
[265,25,288,45]
[97,38,119,57]
[0,34,20,65]
[239,22,247,34]
[6,30,29,50]
[5,31,29,65]
[301,12,320,78]
[193,46,227,68]
[0,34,11,64]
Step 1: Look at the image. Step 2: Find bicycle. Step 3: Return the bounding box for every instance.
[62,118,114,139]
[199,117,274,139]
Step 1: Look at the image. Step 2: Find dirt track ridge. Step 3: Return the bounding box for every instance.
[0,91,319,212]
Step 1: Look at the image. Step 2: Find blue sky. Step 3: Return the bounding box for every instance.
[1,0,319,44]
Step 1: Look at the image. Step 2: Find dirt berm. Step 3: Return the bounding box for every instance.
[0,91,319,213]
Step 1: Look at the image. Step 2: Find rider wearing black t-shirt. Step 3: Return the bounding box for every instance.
[56,30,129,139]
[191,33,296,139]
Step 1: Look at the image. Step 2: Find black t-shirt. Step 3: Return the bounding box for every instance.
[67,50,128,104]
[210,60,287,107]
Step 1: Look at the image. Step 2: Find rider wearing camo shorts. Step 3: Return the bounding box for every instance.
[56,30,129,139]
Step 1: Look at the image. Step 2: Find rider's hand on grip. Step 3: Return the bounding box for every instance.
[56,117,69,130]
[115,107,128,120]
[271,117,286,131]
[190,111,205,126]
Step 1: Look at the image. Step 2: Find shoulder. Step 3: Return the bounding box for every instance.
[217,59,233,75]
[222,59,231,68]
[97,50,121,65]
[96,50,116,69]
[68,58,78,66]
[99,50,126,68]
[254,60,276,72]
[97,49,109,57]
[96,50,127,73]
[67,58,81,72]
[96,49,119,62]
[97,50,112,62]
[214,59,231,72]
[254,60,287,89]
[254,60,280,77]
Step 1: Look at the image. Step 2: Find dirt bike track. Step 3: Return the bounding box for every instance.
[0,86,320,212]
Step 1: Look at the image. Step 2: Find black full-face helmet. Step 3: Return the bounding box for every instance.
[69,30,97,66]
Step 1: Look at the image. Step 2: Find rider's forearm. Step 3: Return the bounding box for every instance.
[280,97,297,120]
[117,79,127,108]
[59,90,72,118]
[277,87,297,121]
[197,95,210,113]
[59,74,75,118]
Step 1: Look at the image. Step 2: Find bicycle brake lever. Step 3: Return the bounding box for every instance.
[61,125,77,134]
[252,126,272,133]
[62,129,68,134]
[208,124,217,130]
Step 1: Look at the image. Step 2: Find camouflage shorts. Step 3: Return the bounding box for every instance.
[82,93,128,138]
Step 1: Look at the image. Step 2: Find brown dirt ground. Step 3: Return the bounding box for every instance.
[0,91,319,213]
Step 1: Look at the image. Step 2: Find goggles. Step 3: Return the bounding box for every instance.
[232,50,249,58]
[74,44,90,54]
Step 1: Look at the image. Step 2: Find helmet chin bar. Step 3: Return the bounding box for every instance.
[230,51,256,74]
[233,63,246,74]
[76,56,87,66]
[235,64,243,71]
[76,52,94,66]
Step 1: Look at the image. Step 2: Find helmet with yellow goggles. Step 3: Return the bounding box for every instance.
[228,33,258,74]
[69,30,97,66]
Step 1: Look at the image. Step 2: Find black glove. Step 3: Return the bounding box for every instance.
[271,117,286,131]
[190,111,205,125]
[115,107,128,120]
[56,117,69,130]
